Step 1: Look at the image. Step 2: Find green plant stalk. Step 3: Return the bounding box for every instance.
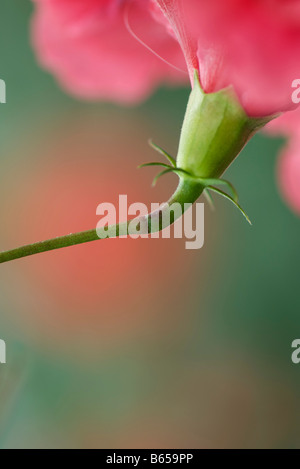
[0,73,273,264]
[0,179,203,264]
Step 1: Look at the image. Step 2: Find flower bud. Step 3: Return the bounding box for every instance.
[177,72,272,179]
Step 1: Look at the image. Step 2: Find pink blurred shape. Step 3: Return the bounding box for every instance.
[32,0,300,117]
[278,138,300,214]
[266,108,300,214]
[31,0,186,102]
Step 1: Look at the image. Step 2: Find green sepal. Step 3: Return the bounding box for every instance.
[203,189,215,211]
[148,140,176,167]
[207,186,252,225]
[140,160,251,223]
[152,168,175,186]
[138,162,172,170]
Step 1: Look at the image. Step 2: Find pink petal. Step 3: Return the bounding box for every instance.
[266,107,300,138]
[265,106,300,215]
[32,0,186,102]
[154,0,199,83]
[278,138,300,214]
[156,0,300,116]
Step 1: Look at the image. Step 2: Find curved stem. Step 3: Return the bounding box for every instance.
[0,178,203,264]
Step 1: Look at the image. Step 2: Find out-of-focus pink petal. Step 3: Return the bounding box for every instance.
[32,0,186,102]
[278,138,300,214]
[265,108,300,214]
[266,107,300,138]
[32,0,119,33]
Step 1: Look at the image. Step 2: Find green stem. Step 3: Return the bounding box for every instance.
[0,178,203,264]
[0,74,271,265]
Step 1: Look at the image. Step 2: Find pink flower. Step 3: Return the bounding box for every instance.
[31,0,186,102]
[155,0,300,116]
[32,0,300,116]
[266,108,300,214]
[277,138,300,214]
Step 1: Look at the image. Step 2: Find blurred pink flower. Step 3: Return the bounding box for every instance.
[32,0,300,116]
[31,0,186,102]
[277,138,300,214]
[266,109,300,214]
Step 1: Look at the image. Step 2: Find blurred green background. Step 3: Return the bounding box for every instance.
[0,0,300,449]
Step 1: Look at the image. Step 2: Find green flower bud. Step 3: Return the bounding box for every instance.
[177,72,272,179]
